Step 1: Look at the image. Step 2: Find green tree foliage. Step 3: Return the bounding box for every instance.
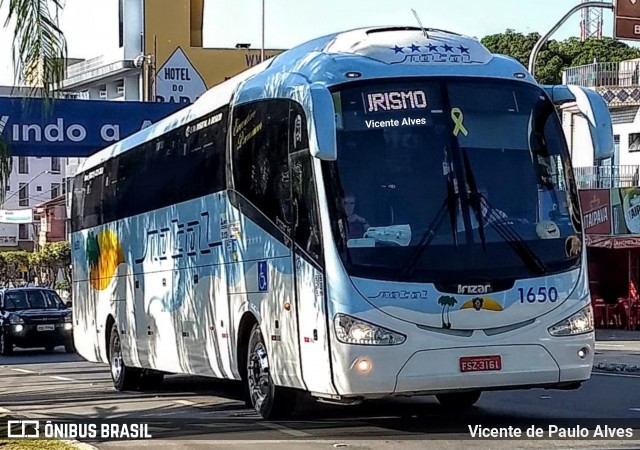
[0,242,71,289]
[481,29,640,84]
[1,0,67,99]
[0,0,68,202]
[0,251,32,286]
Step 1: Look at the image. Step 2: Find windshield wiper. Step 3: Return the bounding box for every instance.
[400,185,459,280]
[461,149,487,249]
[479,195,548,276]
[461,148,547,276]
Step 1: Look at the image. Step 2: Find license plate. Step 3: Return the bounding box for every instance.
[36,324,55,331]
[460,355,502,372]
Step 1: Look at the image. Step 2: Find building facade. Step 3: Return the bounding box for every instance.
[0,155,66,251]
[34,195,67,250]
[562,59,640,318]
[563,59,640,178]
[60,0,283,104]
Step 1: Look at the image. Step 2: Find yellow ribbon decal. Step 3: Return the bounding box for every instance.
[451,107,468,137]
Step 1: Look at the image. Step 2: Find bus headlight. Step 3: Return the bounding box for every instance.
[334,314,406,345]
[548,305,594,336]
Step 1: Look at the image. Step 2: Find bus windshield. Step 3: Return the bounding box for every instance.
[323,77,582,283]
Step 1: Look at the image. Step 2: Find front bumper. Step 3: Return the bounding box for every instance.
[4,323,73,348]
[327,322,594,399]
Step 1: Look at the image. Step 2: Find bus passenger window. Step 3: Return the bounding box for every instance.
[232,100,292,231]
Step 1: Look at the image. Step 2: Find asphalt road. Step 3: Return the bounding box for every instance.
[1,348,640,449]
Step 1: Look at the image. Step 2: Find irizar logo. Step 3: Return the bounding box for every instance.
[457,284,492,295]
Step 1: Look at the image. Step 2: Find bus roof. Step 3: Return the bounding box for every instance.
[77,26,534,175]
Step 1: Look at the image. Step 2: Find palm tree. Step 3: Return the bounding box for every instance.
[2,0,67,97]
[0,0,68,199]
[437,295,458,329]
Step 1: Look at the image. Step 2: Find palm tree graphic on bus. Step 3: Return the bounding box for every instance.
[438,295,458,329]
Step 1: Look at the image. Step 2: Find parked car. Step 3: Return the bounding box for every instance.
[0,287,74,356]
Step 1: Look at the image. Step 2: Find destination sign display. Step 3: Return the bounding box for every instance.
[363,90,428,113]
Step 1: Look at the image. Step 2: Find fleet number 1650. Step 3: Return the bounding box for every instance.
[518,287,558,303]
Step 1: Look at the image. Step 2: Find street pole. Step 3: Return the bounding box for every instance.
[261,0,265,63]
[528,1,614,79]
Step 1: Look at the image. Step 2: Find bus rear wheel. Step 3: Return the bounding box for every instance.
[108,324,140,391]
[246,324,296,419]
[436,391,482,409]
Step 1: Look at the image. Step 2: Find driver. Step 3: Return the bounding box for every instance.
[343,194,370,239]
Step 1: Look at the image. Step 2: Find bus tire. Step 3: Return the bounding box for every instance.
[435,391,482,409]
[108,324,140,391]
[246,323,296,419]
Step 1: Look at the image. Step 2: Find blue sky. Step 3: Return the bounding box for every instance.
[203,0,613,48]
[0,0,628,85]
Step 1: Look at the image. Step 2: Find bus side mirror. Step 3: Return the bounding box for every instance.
[542,84,614,161]
[306,84,337,161]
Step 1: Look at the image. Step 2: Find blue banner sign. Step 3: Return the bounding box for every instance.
[0,97,185,157]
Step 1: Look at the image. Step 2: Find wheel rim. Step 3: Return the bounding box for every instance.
[111,332,123,382]
[247,341,270,410]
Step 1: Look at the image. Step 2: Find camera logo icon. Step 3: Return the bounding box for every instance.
[6,420,40,438]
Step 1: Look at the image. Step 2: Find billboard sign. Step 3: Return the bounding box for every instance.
[579,189,611,234]
[615,0,640,41]
[0,209,33,224]
[156,47,207,104]
[611,187,640,234]
[0,98,185,157]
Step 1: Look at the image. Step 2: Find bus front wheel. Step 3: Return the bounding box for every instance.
[436,391,482,409]
[246,324,296,419]
[108,324,140,391]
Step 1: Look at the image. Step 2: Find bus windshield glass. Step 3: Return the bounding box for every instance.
[323,77,582,283]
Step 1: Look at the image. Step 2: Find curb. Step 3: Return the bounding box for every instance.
[593,362,640,373]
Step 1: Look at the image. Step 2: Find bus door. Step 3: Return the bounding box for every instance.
[71,252,101,361]
[289,103,335,396]
[230,99,303,388]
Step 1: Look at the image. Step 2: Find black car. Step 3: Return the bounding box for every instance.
[0,287,74,356]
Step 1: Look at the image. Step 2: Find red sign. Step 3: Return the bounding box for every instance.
[616,0,640,20]
[459,355,502,372]
[579,190,612,234]
[615,0,640,41]
[585,235,640,249]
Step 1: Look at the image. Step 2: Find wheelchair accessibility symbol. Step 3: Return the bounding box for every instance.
[258,261,268,292]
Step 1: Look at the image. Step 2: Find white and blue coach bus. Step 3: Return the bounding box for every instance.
[71,27,614,419]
